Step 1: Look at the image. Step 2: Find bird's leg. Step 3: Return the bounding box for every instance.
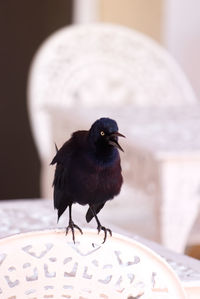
[89,206,112,243]
[66,204,83,243]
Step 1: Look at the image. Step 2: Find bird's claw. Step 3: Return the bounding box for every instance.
[66,220,83,243]
[97,225,112,243]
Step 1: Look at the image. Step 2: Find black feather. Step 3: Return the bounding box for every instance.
[55,143,58,153]
[86,203,105,223]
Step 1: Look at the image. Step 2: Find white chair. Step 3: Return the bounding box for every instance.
[0,228,186,298]
[27,23,200,253]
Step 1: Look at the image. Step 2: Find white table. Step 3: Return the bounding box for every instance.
[124,105,200,253]
[0,199,200,298]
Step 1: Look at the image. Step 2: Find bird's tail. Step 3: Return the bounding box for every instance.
[57,205,68,223]
[86,208,94,223]
[86,203,105,223]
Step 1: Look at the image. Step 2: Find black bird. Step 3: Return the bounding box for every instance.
[51,117,125,243]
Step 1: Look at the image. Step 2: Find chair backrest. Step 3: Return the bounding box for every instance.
[0,229,186,298]
[27,23,197,197]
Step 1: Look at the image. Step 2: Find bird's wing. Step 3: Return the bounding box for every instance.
[50,131,87,165]
[53,164,69,220]
[86,203,105,223]
[51,139,73,219]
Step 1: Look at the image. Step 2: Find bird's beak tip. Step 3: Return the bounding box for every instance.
[112,132,126,138]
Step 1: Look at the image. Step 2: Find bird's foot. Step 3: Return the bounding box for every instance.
[97,224,112,243]
[66,220,83,243]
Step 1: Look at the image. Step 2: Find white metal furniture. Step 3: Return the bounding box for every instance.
[27,23,199,253]
[1,199,200,298]
[0,229,186,298]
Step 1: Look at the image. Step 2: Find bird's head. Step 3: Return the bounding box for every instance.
[88,117,125,152]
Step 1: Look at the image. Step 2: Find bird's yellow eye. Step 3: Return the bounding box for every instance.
[100,131,105,136]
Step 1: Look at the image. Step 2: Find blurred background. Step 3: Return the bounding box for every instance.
[1,0,200,258]
[0,0,199,200]
[0,0,73,199]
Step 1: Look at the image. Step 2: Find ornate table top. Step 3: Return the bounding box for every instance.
[0,199,200,286]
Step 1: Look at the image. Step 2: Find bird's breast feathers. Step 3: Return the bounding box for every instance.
[68,153,122,205]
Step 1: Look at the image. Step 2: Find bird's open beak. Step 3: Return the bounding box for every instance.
[108,132,125,152]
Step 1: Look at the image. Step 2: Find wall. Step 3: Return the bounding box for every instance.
[100,0,162,42]
[99,0,199,99]
[162,0,200,99]
[0,0,72,199]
